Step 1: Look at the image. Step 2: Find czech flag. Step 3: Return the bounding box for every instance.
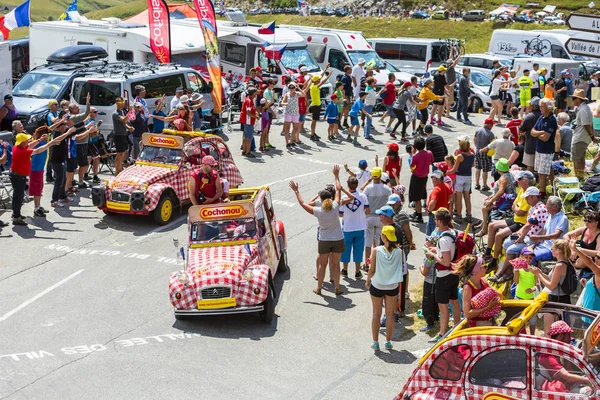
[262,43,286,60]
[257,21,275,35]
[0,0,30,40]
[58,0,78,21]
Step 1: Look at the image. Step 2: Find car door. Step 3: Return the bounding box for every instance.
[256,202,277,273]
[464,347,529,399]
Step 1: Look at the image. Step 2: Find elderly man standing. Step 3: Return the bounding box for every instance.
[519,97,542,173]
[479,128,514,181]
[528,196,568,263]
[474,118,496,191]
[571,89,595,182]
[531,98,558,199]
[352,58,366,101]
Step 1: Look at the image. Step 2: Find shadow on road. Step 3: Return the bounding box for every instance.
[374,349,417,364]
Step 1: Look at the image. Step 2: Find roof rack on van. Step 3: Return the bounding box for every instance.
[76,62,182,79]
[279,24,362,35]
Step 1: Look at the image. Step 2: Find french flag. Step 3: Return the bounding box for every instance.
[0,0,31,40]
[262,43,286,60]
[257,21,275,35]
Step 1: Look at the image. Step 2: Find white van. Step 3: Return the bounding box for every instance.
[511,56,591,90]
[368,37,447,76]
[70,64,215,138]
[0,42,12,100]
[279,25,402,88]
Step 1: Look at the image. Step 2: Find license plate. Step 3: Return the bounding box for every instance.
[197,298,237,309]
[106,201,131,211]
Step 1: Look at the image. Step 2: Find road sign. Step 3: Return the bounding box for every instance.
[566,13,600,33]
[565,38,600,58]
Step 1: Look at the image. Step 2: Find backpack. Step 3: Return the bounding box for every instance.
[335,74,344,83]
[435,229,475,271]
[558,260,578,296]
[583,174,600,192]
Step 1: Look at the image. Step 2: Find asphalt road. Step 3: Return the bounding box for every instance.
[0,112,492,399]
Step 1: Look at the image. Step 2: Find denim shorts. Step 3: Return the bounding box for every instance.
[350,116,360,126]
[243,124,254,140]
[299,114,306,122]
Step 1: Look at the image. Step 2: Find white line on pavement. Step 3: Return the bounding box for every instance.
[0,269,85,323]
[265,170,327,186]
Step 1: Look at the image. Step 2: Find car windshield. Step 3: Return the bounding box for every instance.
[470,71,492,87]
[191,218,257,242]
[347,50,385,69]
[138,146,182,164]
[281,48,320,72]
[12,72,69,99]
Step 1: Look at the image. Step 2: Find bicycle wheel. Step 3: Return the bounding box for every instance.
[539,39,552,56]
[439,45,450,63]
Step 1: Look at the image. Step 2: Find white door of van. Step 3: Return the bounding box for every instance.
[71,78,122,139]
[0,43,12,100]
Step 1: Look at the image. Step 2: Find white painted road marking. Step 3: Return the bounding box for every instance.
[272,199,296,208]
[265,170,327,186]
[0,269,85,323]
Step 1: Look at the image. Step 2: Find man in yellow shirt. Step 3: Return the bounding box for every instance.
[518,69,534,117]
[483,171,534,269]
[416,78,443,134]
[309,68,330,142]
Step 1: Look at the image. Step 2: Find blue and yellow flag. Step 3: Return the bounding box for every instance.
[58,0,77,21]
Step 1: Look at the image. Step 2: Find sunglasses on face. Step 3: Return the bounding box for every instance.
[585,218,596,223]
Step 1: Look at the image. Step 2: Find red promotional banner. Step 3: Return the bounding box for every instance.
[193,0,223,113]
[147,0,171,63]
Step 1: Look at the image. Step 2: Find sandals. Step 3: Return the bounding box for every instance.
[313,288,322,296]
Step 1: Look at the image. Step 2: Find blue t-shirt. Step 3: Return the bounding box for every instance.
[47,111,59,126]
[88,118,99,144]
[324,102,338,120]
[349,99,364,118]
[67,136,77,159]
[152,110,166,133]
[0,142,12,170]
[340,75,353,97]
[565,77,574,96]
[582,278,600,314]
[533,114,558,154]
[31,140,48,172]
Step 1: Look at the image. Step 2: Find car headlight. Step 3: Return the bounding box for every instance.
[27,112,45,125]
[176,272,190,285]
[242,270,254,281]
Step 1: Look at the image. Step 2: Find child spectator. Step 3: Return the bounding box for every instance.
[511,247,537,334]
[345,157,378,190]
[347,91,371,146]
[334,81,345,127]
[258,99,271,152]
[151,97,167,133]
[506,107,522,145]
[324,94,340,141]
[364,77,377,140]
[409,137,434,223]
[419,231,440,332]
[406,144,414,166]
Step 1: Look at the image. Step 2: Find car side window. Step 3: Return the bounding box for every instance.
[551,45,569,59]
[132,77,162,99]
[328,49,349,71]
[162,74,186,96]
[535,352,592,396]
[429,344,472,381]
[469,349,527,389]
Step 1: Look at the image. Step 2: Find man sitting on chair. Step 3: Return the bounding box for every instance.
[188,155,223,205]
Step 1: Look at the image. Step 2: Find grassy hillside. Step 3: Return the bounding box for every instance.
[245,15,562,54]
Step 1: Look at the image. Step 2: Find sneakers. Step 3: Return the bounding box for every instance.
[92,176,101,184]
[409,213,424,223]
[51,201,64,208]
[12,217,27,226]
[456,118,463,122]
[400,136,409,142]
[437,120,445,126]
[84,173,92,181]
[384,341,393,350]
[266,143,275,149]
[371,341,380,351]
[475,184,481,190]
[481,185,491,191]
[428,333,442,343]
[465,120,473,125]
[453,215,463,224]
[385,127,392,133]
[46,178,55,184]
[419,324,435,332]
[352,139,360,146]
[389,132,397,139]
[78,182,88,189]
[346,135,352,142]
[465,213,472,223]
[33,208,46,217]
[62,197,74,203]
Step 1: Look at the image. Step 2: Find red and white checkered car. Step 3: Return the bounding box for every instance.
[169,187,288,323]
[92,132,243,225]
[397,293,600,400]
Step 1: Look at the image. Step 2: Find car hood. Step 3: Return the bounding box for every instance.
[108,164,178,191]
[187,244,261,278]
[12,97,50,116]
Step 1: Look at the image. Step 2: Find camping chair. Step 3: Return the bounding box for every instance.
[0,171,13,210]
[553,176,588,213]
[89,136,116,176]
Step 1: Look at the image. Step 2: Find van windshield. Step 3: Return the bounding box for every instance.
[347,50,385,69]
[12,73,68,99]
[281,48,320,72]
[73,81,121,106]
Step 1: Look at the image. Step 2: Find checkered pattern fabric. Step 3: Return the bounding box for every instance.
[104,136,243,212]
[398,334,591,400]
[475,152,492,172]
[169,243,272,310]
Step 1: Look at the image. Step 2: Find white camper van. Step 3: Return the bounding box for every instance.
[279,25,403,88]
[368,37,448,75]
[0,42,12,101]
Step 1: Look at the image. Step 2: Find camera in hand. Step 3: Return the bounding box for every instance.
[196,192,206,204]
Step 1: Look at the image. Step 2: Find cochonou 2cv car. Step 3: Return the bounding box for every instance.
[92,130,243,225]
[397,292,600,399]
[169,187,288,323]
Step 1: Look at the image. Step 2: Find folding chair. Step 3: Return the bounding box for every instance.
[90,136,116,176]
[0,170,13,210]
[553,176,588,213]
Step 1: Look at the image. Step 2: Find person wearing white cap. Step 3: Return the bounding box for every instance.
[351,58,366,100]
[170,87,184,111]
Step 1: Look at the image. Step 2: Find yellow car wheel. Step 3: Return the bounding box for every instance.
[153,193,175,225]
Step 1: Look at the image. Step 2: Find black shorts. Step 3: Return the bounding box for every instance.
[505,218,524,233]
[409,175,428,202]
[433,99,444,106]
[113,135,128,153]
[434,273,459,304]
[490,95,500,101]
[531,88,540,98]
[76,144,89,167]
[369,284,400,298]
[309,105,321,121]
[556,97,567,110]
[506,93,514,102]
[88,142,100,158]
[548,294,571,304]
[66,157,78,173]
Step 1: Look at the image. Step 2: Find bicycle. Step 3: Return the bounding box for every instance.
[521,35,552,56]
[438,38,466,61]
[223,71,245,134]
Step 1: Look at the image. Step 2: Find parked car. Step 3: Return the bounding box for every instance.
[457,53,512,77]
[322,8,336,16]
[463,10,485,21]
[248,8,259,14]
[513,14,535,23]
[431,10,448,20]
[543,16,566,25]
[169,186,288,323]
[411,10,429,19]
[335,8,348,17]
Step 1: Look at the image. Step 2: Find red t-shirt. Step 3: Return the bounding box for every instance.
[506,119,522,145]
[193,169,220,204]
[383,81,396,105]
[428,182,451,211]
[410,150,434,178]
[239,97,256,125]
[11,145,33,176]
[297,75,307,115]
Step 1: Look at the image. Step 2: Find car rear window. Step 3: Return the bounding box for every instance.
[73,81,120,106]
[430,344,472,381]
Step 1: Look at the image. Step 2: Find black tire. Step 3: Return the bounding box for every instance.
[277,249,288,273]
[259,283,275,323]
[153,192,175,225]
[471,97,483,113]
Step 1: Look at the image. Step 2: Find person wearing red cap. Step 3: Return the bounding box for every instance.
[474,118,496,191]
[188,155,223,205]
[536,320,592,392]
[383,143,401,186]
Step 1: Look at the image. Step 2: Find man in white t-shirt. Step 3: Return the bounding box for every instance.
[339,176,370,278]
[530,64,540,98]
[345,158,375,191]
[170,87,184,112]
[425,208,461,343]
[352,58,366,100]
[363,167,392,268]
